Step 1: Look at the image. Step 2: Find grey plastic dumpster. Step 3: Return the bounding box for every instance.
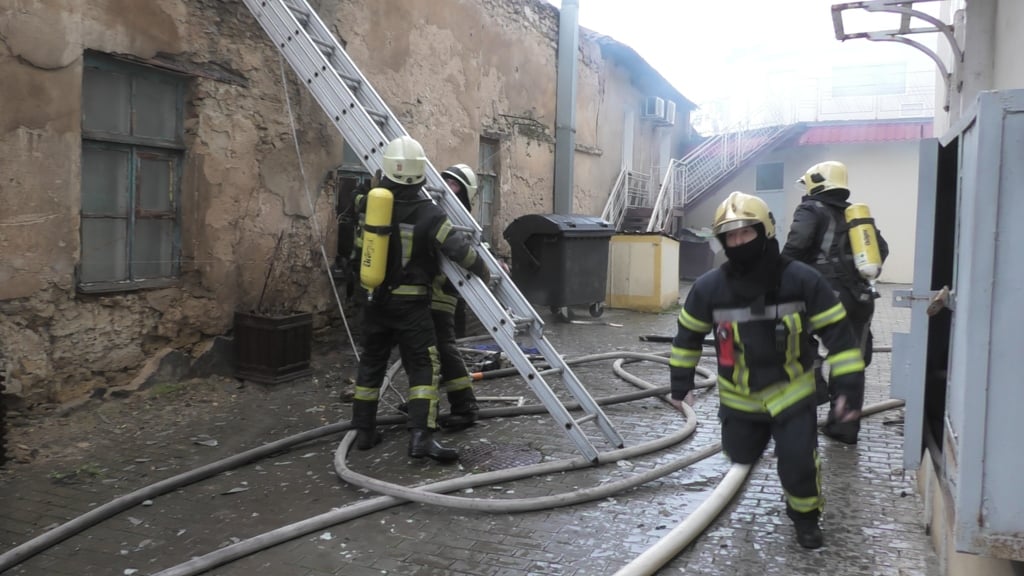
[677,228,716,280]
[503,214,614,318]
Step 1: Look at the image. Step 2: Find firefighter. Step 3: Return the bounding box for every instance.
[668,191,866,549]
[783,160,889,444]
[432,164,481,429]
[440,164,478,339]
[351,136,491,463]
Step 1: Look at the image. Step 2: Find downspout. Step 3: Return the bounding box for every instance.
[553,0,579,215]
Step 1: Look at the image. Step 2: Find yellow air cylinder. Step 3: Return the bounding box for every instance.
[845,203,882,283]
[359,187,394,289]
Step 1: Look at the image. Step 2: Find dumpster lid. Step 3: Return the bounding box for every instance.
[675,226,714,242]
[504,213,614,240]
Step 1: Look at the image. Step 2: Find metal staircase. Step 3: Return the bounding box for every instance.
[599,169,652,232]
[646,123,800,234]
[242,0,623,462]
[601,123,798,234]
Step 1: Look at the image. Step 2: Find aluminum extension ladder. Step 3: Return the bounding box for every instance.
[241,0,623,462]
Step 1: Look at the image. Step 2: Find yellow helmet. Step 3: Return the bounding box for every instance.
[382,135,427,185]
[713,191,776,238]
[797,160,848,195]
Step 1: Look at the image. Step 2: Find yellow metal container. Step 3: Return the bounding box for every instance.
[606,234,680,312]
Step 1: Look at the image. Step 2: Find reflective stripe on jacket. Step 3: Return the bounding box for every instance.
[670,259,866,418]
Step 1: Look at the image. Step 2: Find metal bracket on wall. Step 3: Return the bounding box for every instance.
[831,0,964,112]
[893,285,953,315]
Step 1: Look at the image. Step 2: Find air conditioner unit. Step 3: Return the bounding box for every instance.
[642,96,665,119]
[662,100,677,126]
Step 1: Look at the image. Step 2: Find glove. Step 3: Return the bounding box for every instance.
[475,262,492,285]
[669,366,695,402]
[830,373,864,413]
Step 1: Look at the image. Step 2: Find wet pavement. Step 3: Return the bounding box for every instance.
[0,283,939,575]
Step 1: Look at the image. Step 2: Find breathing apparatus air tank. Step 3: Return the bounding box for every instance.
[359,187,394,290]
[845,203,882,295]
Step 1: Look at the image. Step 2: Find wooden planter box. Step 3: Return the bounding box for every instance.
[234,311,313,384]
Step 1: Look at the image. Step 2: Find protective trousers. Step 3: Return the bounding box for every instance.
[816,289,874,405]
[721,406,823,522]
[836,288,874,368]
[352,298,440,431]
[453,298,468,339]
[431,309,477,409]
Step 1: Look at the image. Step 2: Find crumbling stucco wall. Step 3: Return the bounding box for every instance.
[0,0,344,405]
[325,0,672,245]
[0,0,691,407]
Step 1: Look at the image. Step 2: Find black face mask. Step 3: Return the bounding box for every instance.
[723,234,766,269]
[720,231,784,301]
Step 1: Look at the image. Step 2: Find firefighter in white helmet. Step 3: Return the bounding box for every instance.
[669,191,865,550]
[783,160,889,445]
[350,136,491,463]
[431,163,482,430]
[439,164,478,339]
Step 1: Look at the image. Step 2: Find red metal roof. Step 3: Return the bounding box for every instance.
[798,122,933,145]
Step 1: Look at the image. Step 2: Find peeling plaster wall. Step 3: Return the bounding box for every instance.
[0,0,692,406]
[325,0,566,243]
[1,0,344,404]
[326,0,679,243]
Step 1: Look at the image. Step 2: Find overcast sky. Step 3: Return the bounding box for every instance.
[543,0,940,108]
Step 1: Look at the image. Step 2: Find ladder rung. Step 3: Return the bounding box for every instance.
[510,316,534,331]
[338,73,362,91]
[574,413,598,426]
[282,1,310,22]
[312,37,335,56]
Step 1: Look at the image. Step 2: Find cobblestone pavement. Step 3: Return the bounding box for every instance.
[0,284,938,576]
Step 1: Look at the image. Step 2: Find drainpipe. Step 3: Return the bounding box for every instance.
[553,0,579,215]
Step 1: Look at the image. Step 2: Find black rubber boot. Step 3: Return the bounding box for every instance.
[408,429,459,462]
[354,428,382,451]
[440,400,479,431]
[351,400,380,450]
[794,519,824,549]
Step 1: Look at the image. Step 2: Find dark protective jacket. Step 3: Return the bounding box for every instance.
[431,187,475,314]
[670,257,866,420]
[353,184,487,303]
[782,189,889,309]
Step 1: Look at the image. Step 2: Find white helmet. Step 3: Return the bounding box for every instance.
[382,136,427,185]
[441,163,478,201]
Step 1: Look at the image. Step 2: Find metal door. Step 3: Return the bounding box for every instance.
[890,138,939,471]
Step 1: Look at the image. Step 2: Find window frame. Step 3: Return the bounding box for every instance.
[754,162,785,192]
[79,53,187,293]
[477,137,500,246]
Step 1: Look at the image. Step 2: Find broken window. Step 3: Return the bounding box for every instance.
[79,53,186,292]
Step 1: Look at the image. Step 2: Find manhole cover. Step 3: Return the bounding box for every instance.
[459,442,542,472]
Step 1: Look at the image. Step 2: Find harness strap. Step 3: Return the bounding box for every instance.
[712,302,806,323]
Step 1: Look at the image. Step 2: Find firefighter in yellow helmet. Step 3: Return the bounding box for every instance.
[668,191,866,549]
[783,160,889,444]
[431,163,482,429]
[350,136,491,463]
